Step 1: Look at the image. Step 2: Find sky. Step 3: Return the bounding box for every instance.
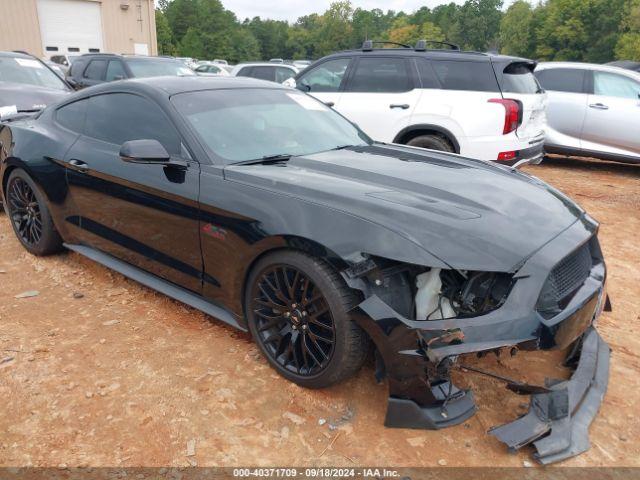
[222,0,468,22]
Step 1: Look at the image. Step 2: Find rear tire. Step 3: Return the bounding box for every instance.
[245,250,369,389]
[5,169,63,256]
[406,134,454,153]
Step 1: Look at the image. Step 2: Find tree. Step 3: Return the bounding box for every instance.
[499,0,534,57]
[453,0,504,51]
[315,1,354,57]
[615,0,640,60]
[386,17,418,46]
[155,9,176,56]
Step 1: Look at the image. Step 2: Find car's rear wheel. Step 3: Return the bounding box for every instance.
[245,250,369,389]
[407,134,454,153]
[5,169,63,256]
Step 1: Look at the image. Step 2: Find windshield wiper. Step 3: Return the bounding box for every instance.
[329,144,353,151]
[233,153,293,166]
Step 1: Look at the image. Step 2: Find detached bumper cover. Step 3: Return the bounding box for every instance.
[489,327,610,464]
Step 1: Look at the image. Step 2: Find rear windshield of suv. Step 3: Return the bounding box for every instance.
[501,63,542,94]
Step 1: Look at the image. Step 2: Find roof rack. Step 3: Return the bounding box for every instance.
[414,39,460,51]
[362,40,411,51]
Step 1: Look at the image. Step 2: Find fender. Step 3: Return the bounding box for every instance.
[393,124,461,154]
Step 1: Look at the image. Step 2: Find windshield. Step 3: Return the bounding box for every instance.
[0,56,68,91]
[127,59,195,78]
[172,88,370,163]
[501,63,542,94]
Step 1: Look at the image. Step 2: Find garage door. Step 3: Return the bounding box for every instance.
[37,0,104,55]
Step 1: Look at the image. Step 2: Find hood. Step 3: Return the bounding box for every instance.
[0,82,70,112]
[225,144,583,272]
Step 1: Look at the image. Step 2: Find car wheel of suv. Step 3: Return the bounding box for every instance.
[5,169,63,256]
[407,134,454,153]
[245,250,369,389]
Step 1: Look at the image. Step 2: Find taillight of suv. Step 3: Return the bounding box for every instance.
[488,99,522,135]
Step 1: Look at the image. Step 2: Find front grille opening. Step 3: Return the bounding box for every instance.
[537,242,593,319]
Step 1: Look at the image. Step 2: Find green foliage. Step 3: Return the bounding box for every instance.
[499,1,534,57]
[155,9,176,56]
[615,0,640,60]
[155,0,635,63]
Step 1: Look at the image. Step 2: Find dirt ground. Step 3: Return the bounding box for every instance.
[0,156,639,468]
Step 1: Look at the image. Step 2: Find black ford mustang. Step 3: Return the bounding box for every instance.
[0,77,610,464]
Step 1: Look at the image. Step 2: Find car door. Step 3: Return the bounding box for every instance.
[534,68,588,150]
[581,69,640,156]
[63,92,203,293]
[335,56,420,142]
[79,58,107,88]
[296,57,352,108]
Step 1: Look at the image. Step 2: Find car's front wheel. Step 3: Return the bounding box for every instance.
[5,169,63,256]
[245,250,369,389]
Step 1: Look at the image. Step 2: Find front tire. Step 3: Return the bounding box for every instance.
[245,250,369,389]
[406,134,454,153]
[5,169,63,256]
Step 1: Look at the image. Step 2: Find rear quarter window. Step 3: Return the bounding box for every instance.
[432,60,499,92]
[501,63,541,94]
[56,99,87,133]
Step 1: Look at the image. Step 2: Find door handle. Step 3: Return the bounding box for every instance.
[390,104,410,109]
[68,158,89,172]
[589,103,609,110]
[324,101,335,107]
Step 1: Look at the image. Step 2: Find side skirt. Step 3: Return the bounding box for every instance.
[64,243,246,332]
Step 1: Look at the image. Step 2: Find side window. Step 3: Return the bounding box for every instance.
[105,61,126,81]
[535,68,585,94]
[416,59,440,88]
[55,99,87,133]
[250,66,275,81]
[236,66,253,77]
[83,59,107,80]
[85,93,182,155]
[346,57,412,93]
[593,71,640,99]
[298,58,351,93]
[275,67,295,83]
[432,60,499,92]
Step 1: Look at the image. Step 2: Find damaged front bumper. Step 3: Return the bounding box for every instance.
[347,218,611,464]
[489,327,610,464]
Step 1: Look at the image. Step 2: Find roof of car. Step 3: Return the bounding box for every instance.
[0,51,34,59]
[72,76,286,98]
[324,47,530,64]
[536,61,640,77]
[233,62,297,68]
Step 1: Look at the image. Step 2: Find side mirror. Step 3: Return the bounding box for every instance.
[120,139,170,164]
[113,75,124,81]
[282,77,296,88]
[120,139,189,170]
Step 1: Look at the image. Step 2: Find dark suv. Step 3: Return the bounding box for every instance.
[67,54,196,89]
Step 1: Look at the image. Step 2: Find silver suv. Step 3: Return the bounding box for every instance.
[535,62,640,164]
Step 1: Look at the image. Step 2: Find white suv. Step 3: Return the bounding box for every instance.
[288,41,547,166]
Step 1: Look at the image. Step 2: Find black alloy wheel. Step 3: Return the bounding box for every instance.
[251,264,336,376]
[5,169,63,256]
[8,177,43,246]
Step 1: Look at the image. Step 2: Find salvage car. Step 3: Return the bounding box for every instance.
[0,77,610,464]
[0,51,71,118]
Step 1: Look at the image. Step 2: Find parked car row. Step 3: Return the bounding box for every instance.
[1,43,639,166]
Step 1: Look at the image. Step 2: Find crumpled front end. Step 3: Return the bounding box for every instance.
[344,216,611,464]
